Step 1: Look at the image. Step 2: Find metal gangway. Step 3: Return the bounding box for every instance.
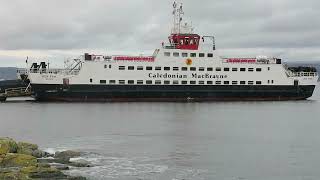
[0,86,32,102]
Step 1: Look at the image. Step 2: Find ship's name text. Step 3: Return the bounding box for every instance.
[148,73,227,79]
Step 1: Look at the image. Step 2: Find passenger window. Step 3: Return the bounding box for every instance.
[232,68,238,72]
[232,81,238,85]
[256,81,262,85]
[119,66,125,70]
[216,67,221,71]
[216,81,221,85]
[182,81,188,85]
[190,53,196,57]
[207,67,213,71]
[164,52,170,57]
[224,81,229,85]
[240,68,246,72]
[155,80,161,85]
[128,66,134,70]
[190,67,196,71]
[164,81,170,85]
[128,80,134,84]
[137,80,143,84]
[119,80,125,84]
[100,80,106,84]
[90,78,93,83]
[248,81,254,85]
[256,68,262,72]
[199,67,205,71]
[146,66,152,70]
[199,81,204,85]
[182,67,188,71]
[109,80,116,84]
[199,53,205,57]
[155,67,161,71]
[173,52,179,57]
[146,80,153,84]
[104,65,108,69]
[173,67,179,71]
[224,68,230,72]
[190,81,196,85]
[207,81,213,85]
[208,53,213,57]
[137,66,143,70]
[173,80,179,85]
[248,68,254,72]
[240,81,246,85]
[182,53,188,57]
[164,67,170,71]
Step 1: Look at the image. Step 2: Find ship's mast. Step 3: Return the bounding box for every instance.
[172,1,184,34]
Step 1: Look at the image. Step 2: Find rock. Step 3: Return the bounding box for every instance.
[69,161,91,167]
[0,153,37,168]
[54,150,81,160]
[37,157,56,164]
[17,142,49,158]
[68,176,87,180]
[50,163,70,170]
[0,138,18,155]
[21,166,68,179]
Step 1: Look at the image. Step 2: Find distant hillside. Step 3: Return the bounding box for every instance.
[0,67,17,80]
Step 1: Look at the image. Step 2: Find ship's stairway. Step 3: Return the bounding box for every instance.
[0,86,32,102]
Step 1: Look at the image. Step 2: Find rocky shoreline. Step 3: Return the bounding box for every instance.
[0,137,89,179]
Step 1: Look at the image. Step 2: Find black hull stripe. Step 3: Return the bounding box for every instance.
[31,84,316,102]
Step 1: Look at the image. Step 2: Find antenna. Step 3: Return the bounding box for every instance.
[172,1,184,34]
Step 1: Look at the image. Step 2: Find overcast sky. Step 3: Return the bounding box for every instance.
[0,0,320,67]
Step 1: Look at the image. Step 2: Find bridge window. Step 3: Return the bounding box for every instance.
[100,80,106,84]
[137,66,143,70]
[109,80,116,84]
[164,67,170,71]
[199,53,205,57]
[182,53,188,57]
[190,67,196,71]
[119,66,125,70]
[256,68,262,72]
[207,67,213,71]
[146,66,153,70]
[173,67,179,71]
[137,80,143,84]
[164,52,170,57]
[208,53,213,57]
[128,66,134,70]
[199,67,205,71]
[190,53,196,57]
[173,52,179,57]
[128,80,134,84]
[216,67,221,71]
[240,81,246,85]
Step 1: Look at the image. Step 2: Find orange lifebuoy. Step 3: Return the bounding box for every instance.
[186,58,192,65]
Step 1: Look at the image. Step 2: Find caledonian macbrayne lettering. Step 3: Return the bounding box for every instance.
[148,73,227,79]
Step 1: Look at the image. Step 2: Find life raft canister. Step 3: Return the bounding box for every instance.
[186,58,192,65]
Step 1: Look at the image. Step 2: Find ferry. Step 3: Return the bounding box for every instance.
[26,2,318,102]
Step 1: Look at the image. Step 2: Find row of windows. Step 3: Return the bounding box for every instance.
[99,80,263,85]
[118,66,263,72]
[164,52,214,58]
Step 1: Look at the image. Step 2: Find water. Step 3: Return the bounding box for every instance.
[1,86,320,180]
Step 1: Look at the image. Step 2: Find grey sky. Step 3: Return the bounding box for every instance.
[0,0,320,67]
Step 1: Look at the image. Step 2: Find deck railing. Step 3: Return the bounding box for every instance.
[286,71,318,77]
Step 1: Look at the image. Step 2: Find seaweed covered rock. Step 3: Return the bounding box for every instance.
[17,142,49,158]
[0,153,37,168]
[21,166,67,179]
[0,138,18,154]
